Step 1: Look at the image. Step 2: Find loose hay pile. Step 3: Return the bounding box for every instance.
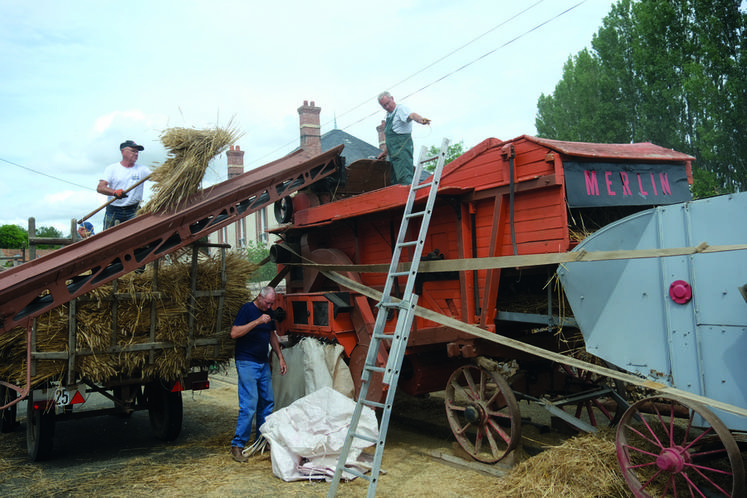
[0,250,256,388]
[498,430,632,498]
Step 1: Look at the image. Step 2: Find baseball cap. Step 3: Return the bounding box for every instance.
[82,221,95,235]
[120,140,144,151]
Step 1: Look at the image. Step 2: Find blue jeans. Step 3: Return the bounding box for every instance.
[231,360,274,448]
[103,204,139,230]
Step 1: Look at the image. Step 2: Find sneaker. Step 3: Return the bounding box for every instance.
[231,445,248,462]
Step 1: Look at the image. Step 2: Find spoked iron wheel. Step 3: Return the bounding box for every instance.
[444,365,520,463]
[616,395,744,497]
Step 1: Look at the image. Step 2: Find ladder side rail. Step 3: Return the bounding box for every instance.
[399,139,449,300]
[327,326,383,492]
[382,294,418,386]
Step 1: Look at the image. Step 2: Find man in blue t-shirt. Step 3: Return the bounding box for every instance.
[229,286,287,463]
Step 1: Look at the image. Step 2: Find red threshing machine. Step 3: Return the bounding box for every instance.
[270,135,738,487]
[269,135,692,404]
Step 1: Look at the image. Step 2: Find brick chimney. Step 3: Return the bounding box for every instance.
[376,120,386,152]
[226,145,244,179]
[298,100,322,156]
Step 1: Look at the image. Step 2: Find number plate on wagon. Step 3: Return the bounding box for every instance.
[54,386,86,407]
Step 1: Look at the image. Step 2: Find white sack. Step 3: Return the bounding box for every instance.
[260,386,378,482]
[272,338,355,410]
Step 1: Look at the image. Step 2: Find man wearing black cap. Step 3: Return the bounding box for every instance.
[97,140,150,230]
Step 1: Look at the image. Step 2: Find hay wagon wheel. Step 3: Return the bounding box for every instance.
[616,394,745,497]
[444,364,521,463]
[26,390,55,461]
[145,381,183,441]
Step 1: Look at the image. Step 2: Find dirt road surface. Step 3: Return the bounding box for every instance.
[0,369,571,497]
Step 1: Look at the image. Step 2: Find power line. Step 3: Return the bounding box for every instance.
[0,157,95,191]
[245,2,547,168]
[246,0,586,167]
[341,1,588,131]
[333,0,547,125]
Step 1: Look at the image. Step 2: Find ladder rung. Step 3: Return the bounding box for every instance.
[379,301,404,310]
[353,432,379,444]
[340,467,369,480]
[389,271,409,278]
[365,365,386,373]
[363,399,386,409]
[372,333,393,341]
[413,181,433,190]
[396,240,418,248]
[405,210,425,219]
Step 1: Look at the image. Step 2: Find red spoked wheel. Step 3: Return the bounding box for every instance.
[616,395,744,497]
[444,365,521,463]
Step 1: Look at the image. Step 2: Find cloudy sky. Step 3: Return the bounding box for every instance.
[1,0,616,236]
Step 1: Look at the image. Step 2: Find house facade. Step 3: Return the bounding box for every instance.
[209,100,383,250]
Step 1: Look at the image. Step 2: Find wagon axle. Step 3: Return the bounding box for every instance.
[463,404,485,426]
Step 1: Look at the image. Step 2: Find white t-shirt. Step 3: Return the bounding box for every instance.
[101,162,150,207]
[388,104,413,134]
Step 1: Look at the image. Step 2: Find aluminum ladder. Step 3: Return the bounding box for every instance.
[327,138,450,498]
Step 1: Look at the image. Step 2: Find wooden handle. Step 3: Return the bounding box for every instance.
[78,173,152,224]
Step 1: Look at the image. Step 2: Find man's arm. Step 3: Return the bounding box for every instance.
[97,179,125,198]
[377,144,388,160]
[230,313,271,339]
[270,331,287,375]
[407,112,430,125]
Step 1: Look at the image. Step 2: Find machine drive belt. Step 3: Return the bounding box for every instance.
[291,242,747,274]
[320,269,747,420]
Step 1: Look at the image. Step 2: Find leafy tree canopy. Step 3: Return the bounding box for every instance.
[0,224,28,249]
[536,0,747,195]
[34,225,64,249]
[424,141,466,172]
[245,241,276,283]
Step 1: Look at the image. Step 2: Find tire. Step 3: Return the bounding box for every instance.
[145,382,183,441]
[0,384,18,433]
[26,392,55,461]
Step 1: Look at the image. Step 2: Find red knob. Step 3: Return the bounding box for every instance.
[669,280,692,304]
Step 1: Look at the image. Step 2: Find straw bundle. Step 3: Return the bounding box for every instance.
[140,125,242,214]
[0,251,257,388]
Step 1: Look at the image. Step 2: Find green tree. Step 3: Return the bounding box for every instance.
[245,241,276,283]
[424,141,466,172]
[535,0,747,193]
[34,225,64,249]
[0,224,28,249]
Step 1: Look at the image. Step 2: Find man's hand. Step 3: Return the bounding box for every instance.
[113,189,126,199]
